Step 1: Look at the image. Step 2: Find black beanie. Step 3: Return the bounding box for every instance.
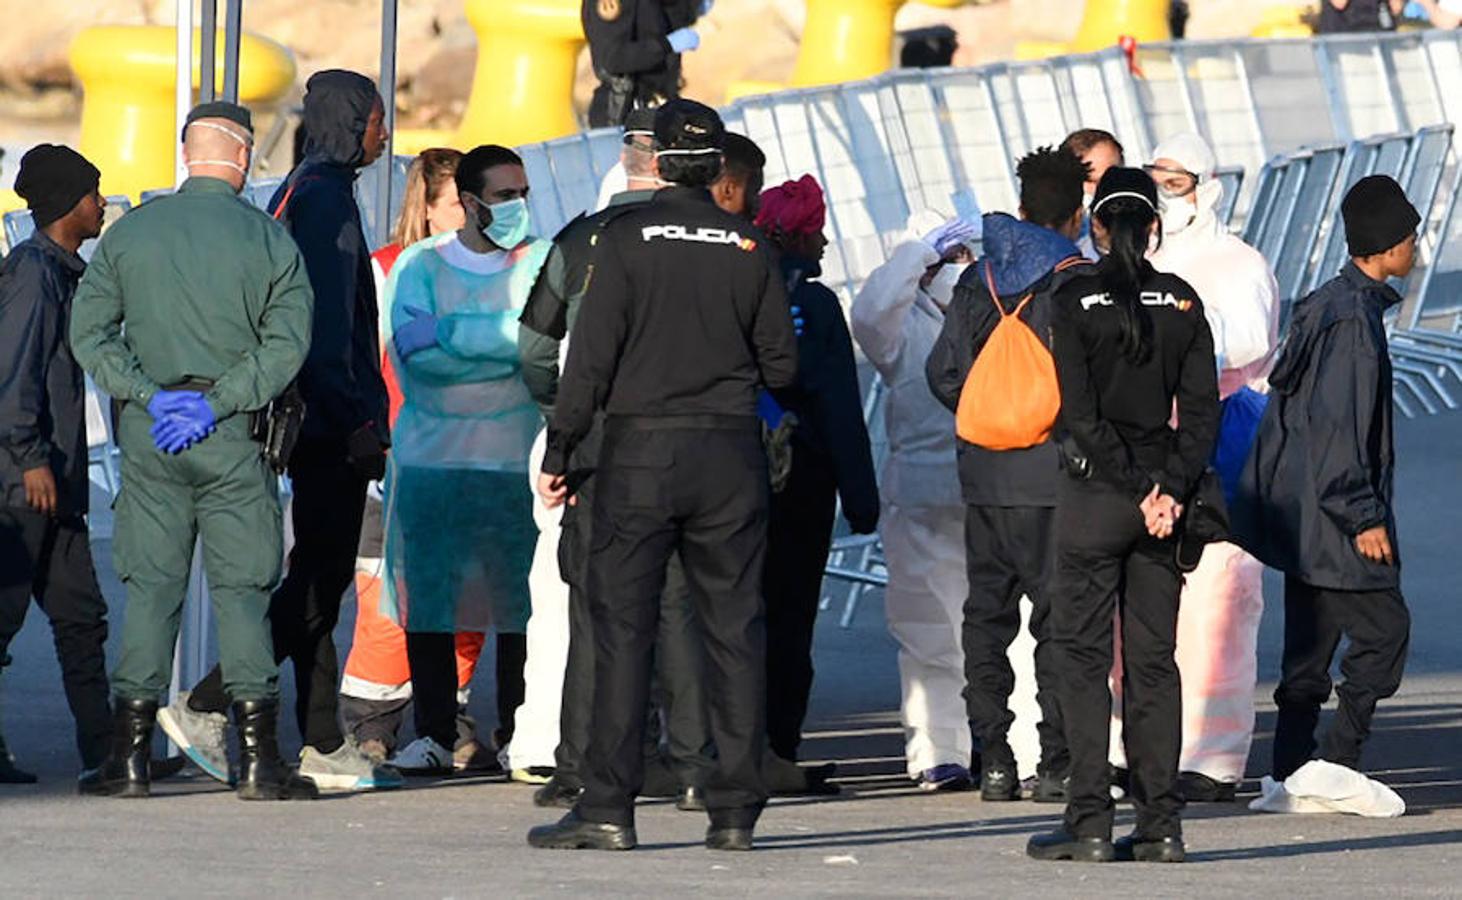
[14,144,101,230]
[1342,175,1420,258]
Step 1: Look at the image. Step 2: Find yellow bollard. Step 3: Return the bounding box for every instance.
[1070,0,1170,52]
[791,0,968,88]
[457,0,584,149]
[68,26,295,201]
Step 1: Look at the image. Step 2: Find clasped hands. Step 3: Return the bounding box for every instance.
[147,390,216,455]
[1139,484,1183,540]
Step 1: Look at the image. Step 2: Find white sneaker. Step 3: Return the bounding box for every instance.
[299,737,404,791]
[388,737,454,776]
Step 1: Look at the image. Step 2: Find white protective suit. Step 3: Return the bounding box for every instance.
[851,213,1044,779]
[1111,133,1280,786]
[507,429,570,771]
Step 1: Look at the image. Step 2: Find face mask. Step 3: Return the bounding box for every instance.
[1158,195,1198,235]
[926,262,969,309]
[479,197,530,248]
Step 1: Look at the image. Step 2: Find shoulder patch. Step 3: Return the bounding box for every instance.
[597,0,622,22]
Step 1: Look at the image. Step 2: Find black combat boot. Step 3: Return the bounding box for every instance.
[78,698,156,798]
[232,699,319,801]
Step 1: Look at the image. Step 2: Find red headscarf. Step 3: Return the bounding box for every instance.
[755,174,827,238]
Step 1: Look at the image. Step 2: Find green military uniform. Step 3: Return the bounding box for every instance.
[69,176,313,703]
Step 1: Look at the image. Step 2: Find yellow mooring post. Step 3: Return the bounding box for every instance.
[457,0,585,148]
[1070,0,1170,52]
[791,0,968,88]
[69,25,295,201]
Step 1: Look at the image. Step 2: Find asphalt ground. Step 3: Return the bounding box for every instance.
[2,410,1460,897]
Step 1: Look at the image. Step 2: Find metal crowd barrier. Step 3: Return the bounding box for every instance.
[8,30,1462,632]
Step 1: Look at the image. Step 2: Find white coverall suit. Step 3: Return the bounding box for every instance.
[1111,134,1280,786]
[852,226,1044,778]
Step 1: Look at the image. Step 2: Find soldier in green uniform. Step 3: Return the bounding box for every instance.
[69,101,317,801]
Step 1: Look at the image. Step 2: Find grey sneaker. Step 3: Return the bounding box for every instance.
[299,738,405,791]
[157,692,233,785]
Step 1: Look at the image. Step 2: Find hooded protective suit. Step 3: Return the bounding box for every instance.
[1110,133,1280,787]
[853,211,1045,779]
[381,232,550,634]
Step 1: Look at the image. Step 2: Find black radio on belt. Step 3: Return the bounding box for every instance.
[250,384,306,474]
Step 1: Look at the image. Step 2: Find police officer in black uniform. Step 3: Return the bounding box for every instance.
[527,99,797,853]
[583,0,705,128]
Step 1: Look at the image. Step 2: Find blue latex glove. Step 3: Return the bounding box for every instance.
[922,217,981,258]
[1403,1,1425,19]
[790,303,806,336]
[149,394,216,454]
[146,389,204,421]
[756,390,786,430]
[700,0,714,16]
[667,27,700,54]
[393,305,440,359]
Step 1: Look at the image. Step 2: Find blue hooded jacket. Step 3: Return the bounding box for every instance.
[925,213,1088,506]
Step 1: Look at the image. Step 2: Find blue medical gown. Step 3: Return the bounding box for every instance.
[380,233,550,633]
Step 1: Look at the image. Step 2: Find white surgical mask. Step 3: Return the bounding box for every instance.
[1159,195,1198,235]
[926,262,969,309]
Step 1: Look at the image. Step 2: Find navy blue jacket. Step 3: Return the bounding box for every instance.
[270,71,389,444]
[1234,261,1400,591]
[0,231,90,515]
[778,255,880,534]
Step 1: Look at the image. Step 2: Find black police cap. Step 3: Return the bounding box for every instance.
[653,99,725,154]
[182,101,253,140]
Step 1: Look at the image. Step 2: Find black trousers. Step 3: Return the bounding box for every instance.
[191,439,367,752]
[1272,577,1410,780]
[576,423,770,829]
[961,504,1066,773]
[555,472,712,792]
[763,452,838,762]
[0,507,112,769]
[402,631,527,750]
[1050,478,1184,840]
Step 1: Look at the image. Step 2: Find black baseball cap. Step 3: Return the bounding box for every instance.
[653,99,725,154]
[182,101,253,140]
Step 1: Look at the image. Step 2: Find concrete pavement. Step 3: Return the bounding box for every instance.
[2,411,1459,897]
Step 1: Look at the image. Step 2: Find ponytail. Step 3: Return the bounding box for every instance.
[1094,197,1156,364]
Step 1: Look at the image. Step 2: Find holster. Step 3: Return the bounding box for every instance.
[249,384,306,474]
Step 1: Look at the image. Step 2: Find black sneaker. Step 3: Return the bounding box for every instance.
[1031,770,1069,803]
[1176,770,1236,803]
[980,761,1019,801]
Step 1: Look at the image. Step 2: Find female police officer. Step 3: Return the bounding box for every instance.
[1026,168,1219,863]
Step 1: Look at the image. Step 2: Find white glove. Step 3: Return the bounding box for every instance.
[668,27,700,54]
[700,0,714,16]
[922,217,980,258]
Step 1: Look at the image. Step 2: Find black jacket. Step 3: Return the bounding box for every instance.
[1319,0,1398,33]
[0,231,89,516]
[519,188,655,420]
[270,72,389,444]
[583,0,696,121]
[1233,262,1399,591]
[1051,260,1220,502]
[544,186,797,475]
[926,214,1089,507]
[777,255,879,534]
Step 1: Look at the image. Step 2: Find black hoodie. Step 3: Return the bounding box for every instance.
[269,69,389,444]
[1233,261,1399,591]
